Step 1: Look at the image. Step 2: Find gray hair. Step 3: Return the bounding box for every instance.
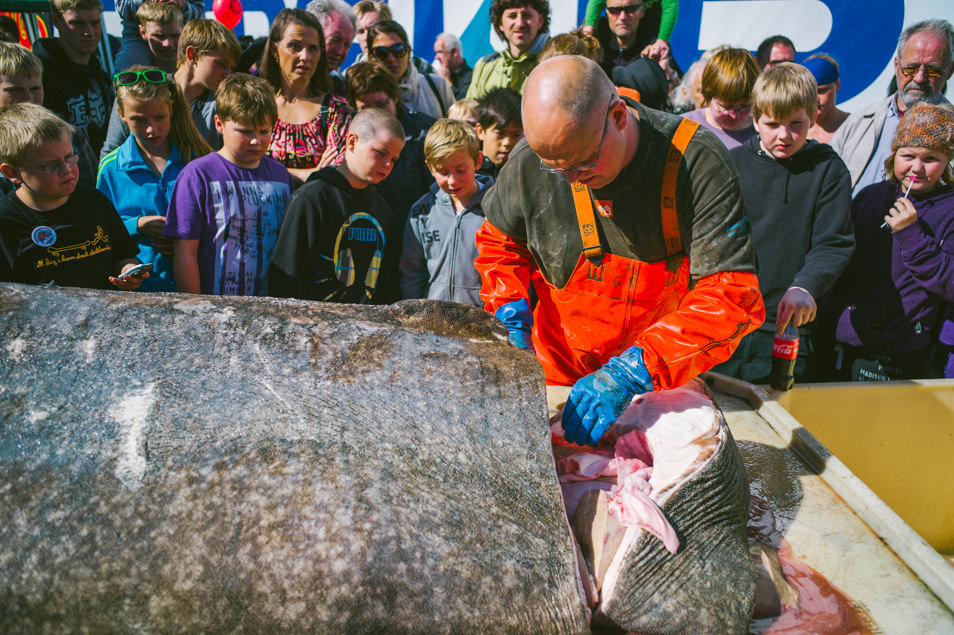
[305,0,356,29]
[437,32,462,53]
[897,19,954,66]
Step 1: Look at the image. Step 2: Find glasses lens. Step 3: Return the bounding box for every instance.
[902,64,942,79]
[115,71,138,86]
[143,69,167,83]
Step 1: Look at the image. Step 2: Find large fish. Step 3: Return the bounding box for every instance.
[0,283,753,632]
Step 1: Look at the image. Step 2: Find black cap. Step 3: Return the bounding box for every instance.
[611,58,669,110]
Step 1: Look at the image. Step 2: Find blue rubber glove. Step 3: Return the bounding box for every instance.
[494,298,533,350]
[561,346,654,446]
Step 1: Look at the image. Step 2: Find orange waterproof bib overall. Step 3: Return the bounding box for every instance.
[536,118,698,385]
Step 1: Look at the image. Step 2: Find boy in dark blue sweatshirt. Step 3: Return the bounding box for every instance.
[713,62,854,384]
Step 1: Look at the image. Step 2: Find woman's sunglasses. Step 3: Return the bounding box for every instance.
[371,42,410,61]
[114,69,168,88]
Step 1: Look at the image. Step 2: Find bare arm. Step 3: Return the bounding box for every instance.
[173,238,201,294]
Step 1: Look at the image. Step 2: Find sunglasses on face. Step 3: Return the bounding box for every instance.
[898,63,949,80]
[606,3,643,16]
[371,43,410,61]
[114,68,167,88]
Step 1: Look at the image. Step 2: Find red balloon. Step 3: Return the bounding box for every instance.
[212,0,243,30]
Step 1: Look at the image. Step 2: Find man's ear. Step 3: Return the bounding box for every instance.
[0,162,22,184]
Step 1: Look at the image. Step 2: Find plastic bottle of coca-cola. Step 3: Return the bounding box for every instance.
[771,322,800,391]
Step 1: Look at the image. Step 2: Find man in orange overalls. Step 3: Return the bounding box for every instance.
[475,56,765,446]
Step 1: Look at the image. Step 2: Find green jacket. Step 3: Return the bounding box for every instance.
[465,35,548,100]
[583,0,678,43]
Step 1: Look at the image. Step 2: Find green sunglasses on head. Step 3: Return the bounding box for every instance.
[114,69,168,88]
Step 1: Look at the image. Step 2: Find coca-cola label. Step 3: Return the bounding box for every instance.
[773,338,799,360]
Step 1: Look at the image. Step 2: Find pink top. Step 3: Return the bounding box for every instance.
[267,93,353,169]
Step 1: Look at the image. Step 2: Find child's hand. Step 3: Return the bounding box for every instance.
[884,196,918,233]
[110,263,150,290]
[139,215,174,257]
[776,286,816,332]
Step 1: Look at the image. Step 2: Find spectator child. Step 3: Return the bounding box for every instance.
[681,46,759,149]
[448,98,478,127]
[820,103,954,381]
[714,62,854,384]
[101,18,242,159]
[345,61,436,231]
[97,66,212,292]
[0,41,98,195]
[0,103,144,289]
[134,1,182,72]
[269,107,405,303]
[33,0,114,155]
[164,73,294,296]
[475,87,522,178]
[400,118,492,305]
[114,0,204,72]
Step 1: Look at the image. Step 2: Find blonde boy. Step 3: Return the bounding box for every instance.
[0,103,144,289]
[100,18,240,159]
[399,118,491,306]
[269,108,405,303]
[164,73,294,296]
[713,62,854,383]
[136,1,182,72]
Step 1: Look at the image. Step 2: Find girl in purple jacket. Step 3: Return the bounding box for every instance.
[823,102,954,381]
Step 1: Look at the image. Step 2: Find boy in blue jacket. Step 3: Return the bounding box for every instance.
[400,118,493,306]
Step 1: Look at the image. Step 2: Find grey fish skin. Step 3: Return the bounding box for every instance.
[0,283,590,634]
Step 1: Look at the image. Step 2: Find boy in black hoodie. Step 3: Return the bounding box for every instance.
[33,0,113,155]
[713,62,854,384]
[268,107,405,304]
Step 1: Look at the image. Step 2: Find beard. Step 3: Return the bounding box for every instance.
[898,79,941,109]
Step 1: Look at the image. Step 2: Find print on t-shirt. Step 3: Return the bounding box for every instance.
[325,212,386,304]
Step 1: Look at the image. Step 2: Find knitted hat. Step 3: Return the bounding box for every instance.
[892,102,954,159]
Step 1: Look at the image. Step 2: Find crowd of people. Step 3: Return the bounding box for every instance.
[0,0,951,420]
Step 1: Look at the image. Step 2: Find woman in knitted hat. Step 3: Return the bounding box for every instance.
[817,102,954,381]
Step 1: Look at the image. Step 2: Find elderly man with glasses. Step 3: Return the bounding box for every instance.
[474,55,764,446]
[832,19,954,196]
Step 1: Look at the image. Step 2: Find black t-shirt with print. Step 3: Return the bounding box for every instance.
[0,186,138,289]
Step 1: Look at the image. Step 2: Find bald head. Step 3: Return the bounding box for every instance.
[522,56,618,162]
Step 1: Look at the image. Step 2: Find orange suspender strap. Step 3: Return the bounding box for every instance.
[660,118,699,257]
[571,180,604,264]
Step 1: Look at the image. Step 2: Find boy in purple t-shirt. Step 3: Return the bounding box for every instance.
[165,73,293,296]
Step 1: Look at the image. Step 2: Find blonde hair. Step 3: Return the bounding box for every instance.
[0,102,73,165]
[0,42,42,78]
[751,61,817,122]
[176,18,241,69]
[448,99,478,123]
[50,0,102,16]
[538,30,601,64]
[136,0,182,26]
[701,46,759,105]
[424,118,481,167]
[353,0,391,20]
[215,72,278,126]
[115,66,212,160]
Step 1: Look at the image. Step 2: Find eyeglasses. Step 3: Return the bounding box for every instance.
[371,43,410,61]
[710,99,752,116]
[898,63,949,80]
[606,3,643,16]
[114,68,167,88]
[20,152,79,175]
[540,99,613,180]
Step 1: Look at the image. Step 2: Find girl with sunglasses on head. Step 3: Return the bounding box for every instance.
[368,20,454,120]
[259,8,353,186]
[96,66,212,292]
